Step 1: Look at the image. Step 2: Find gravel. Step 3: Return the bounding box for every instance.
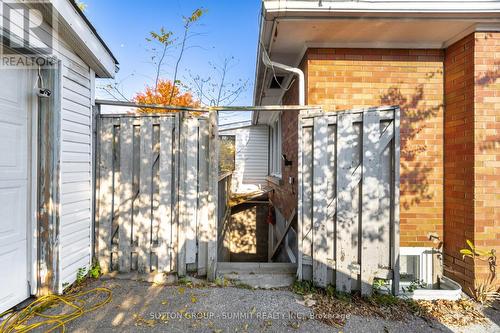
[54,278,500,333]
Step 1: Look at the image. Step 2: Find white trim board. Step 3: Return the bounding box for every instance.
[263,1,500,14]
[29,69,39,296]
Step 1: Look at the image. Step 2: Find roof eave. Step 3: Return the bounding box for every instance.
[53,0,118,78]
[253,2,500,107]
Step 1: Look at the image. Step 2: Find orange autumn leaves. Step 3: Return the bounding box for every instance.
[133,79,200,113]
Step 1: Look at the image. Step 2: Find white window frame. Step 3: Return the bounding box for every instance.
[269,112,282,179]
[399,247,434,287]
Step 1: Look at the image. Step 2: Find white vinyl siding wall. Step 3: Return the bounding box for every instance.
[3,0,106,295]
[59,55,93,290]
[49,34,94,291]
[219,125,269,191]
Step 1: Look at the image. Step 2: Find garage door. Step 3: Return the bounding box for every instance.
[0,68,31,312]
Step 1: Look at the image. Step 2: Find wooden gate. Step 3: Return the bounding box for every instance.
[298,106,400,295]
[95,111,217,277]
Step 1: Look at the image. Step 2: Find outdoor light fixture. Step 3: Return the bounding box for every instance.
[282,154,293,166]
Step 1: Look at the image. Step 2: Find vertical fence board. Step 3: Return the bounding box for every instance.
[361,111,381,296]
[118,118,133,272]
[97,119,114,273]
[379,121,394,270]
[177,115,187,276]
[336,113,357,293]
[207,111,219,281]
[185,118,199,265]
[138,118,153,272]
[326,123,336,284]
[111,123,121,270]
[312,116,328,287]
[197,119,209,275]
[158,118,173,272]
[172,115,180,273]
[302,125,313,279]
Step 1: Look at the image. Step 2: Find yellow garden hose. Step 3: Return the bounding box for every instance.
[0,287,112,333]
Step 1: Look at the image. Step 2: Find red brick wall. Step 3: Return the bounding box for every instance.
[443,34,476,288]
[443,32,500,290]
[307,48,445,248]
[472,32,500,285]
[270,42,498,291]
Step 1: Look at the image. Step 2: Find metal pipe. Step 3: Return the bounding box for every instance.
[94,99,318,114]
[261,51,305,106]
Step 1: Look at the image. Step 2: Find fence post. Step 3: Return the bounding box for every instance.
[207,110,219,281]
[297,110,303,280]
[392,107,401,296]
[92,104,100,266]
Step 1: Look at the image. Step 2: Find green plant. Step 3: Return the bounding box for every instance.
[89,261,101,279]
[460,240,497,280]
[369,293,399,306]
[334,291,352,303]
[292,280,317,295]
[76,261,101,284]
[460,240,498,304]
[76,267,87,284]
[325,284,336,298]
[214,277,229,287]
[178,276,191,286]
[469,280,500,305]
[373,279,390,294]
[402,279,427,294]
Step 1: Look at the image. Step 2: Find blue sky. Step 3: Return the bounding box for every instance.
[83,0,261,122]
[84,0,261,112]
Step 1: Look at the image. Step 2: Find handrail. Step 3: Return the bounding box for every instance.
[94,99,321,113]
[218,171,232,182]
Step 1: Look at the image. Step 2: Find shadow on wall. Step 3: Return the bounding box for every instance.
[475,34,500,86]
[475,38,499,156]
[379,78,443,211]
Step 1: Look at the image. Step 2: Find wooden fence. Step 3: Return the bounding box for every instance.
[298,106,400,295]
[95,111,218,278]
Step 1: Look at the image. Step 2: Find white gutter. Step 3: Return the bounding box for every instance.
[263,1,500,14]
[261,51,305,106]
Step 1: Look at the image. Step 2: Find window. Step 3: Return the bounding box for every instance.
[400,247,434,286]
[269,113,282,178]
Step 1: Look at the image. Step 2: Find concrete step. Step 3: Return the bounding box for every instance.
[218,262,297,274]
[217,262,297,289]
